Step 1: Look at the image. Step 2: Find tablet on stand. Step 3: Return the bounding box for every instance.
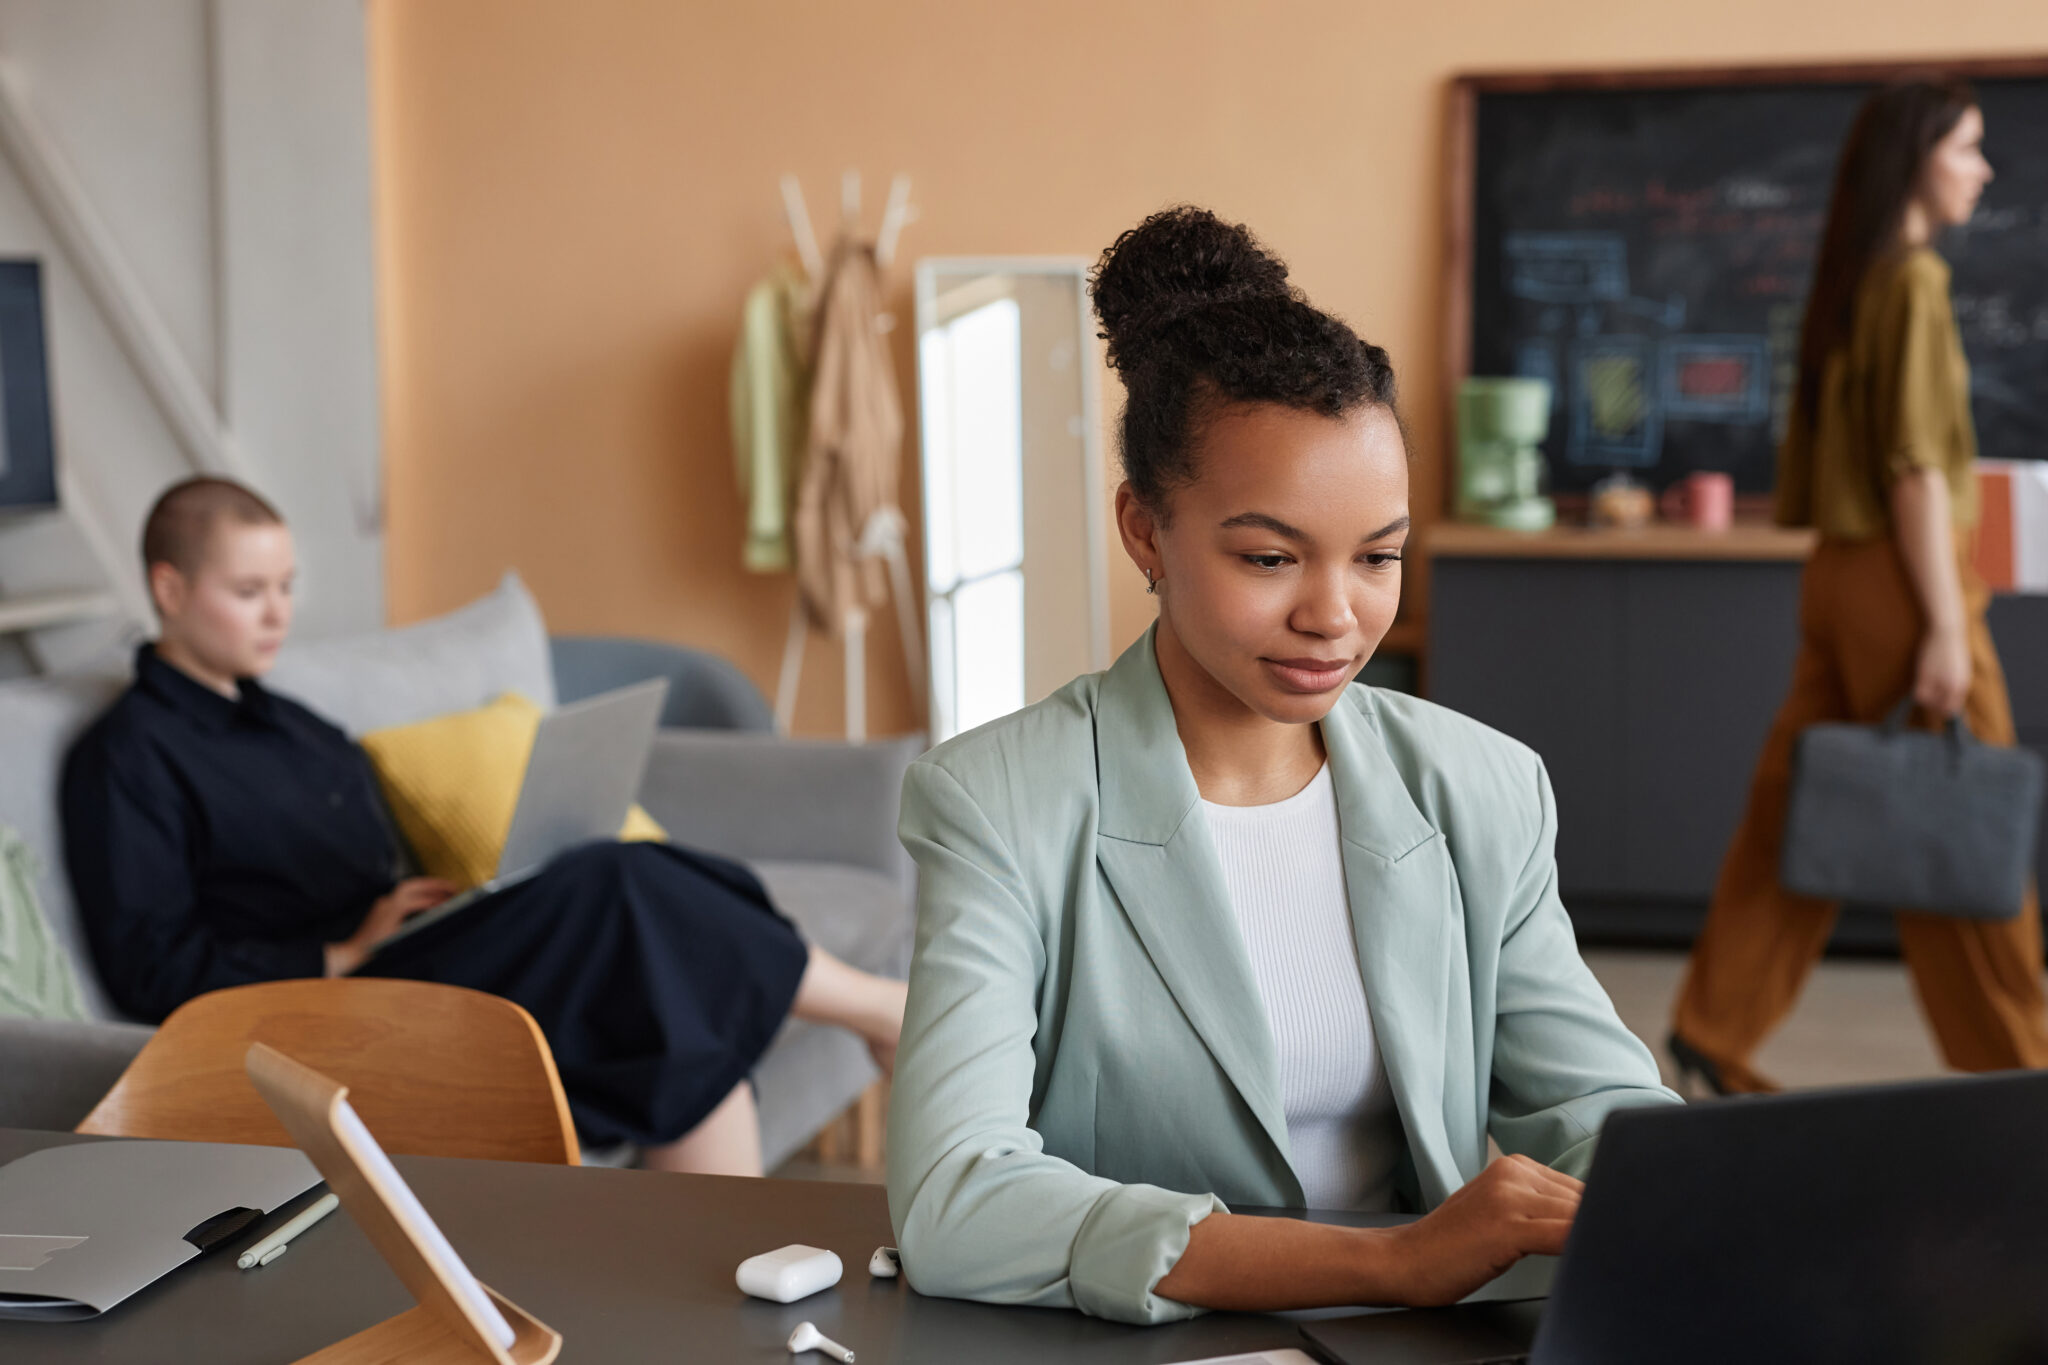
[244,1041,563,1365]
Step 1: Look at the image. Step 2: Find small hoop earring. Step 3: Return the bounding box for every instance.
[1144,569,1159,595]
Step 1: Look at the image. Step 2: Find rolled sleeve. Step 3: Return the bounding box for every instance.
[1877,260,1967,486]
[1070,1184,1226,1323]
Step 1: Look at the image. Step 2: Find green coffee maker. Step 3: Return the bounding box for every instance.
[1455,377,1556,531]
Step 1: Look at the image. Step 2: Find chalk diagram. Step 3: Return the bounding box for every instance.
[1504,231,1769,467]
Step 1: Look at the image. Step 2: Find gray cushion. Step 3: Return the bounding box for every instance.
[639,731,921,888]
[0,674,129,1019]
[752,860,913,978]
[266,571,555,736]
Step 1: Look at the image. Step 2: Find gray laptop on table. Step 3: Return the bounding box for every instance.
[367,677,669,955]
[1303,1069,2048,1365]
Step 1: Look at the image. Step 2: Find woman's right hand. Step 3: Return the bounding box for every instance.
[1913,623,1972,717]
[323,877,459,976]
[1380,1154,1583,1306]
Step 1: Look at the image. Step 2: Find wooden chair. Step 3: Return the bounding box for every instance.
[77,979,581,1165]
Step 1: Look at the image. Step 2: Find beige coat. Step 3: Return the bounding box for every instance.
[793,238,901,634]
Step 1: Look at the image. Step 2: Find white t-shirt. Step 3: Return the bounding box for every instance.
[1200,763,1401,1211]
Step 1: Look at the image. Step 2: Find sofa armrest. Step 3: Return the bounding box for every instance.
[638,730,924,891]
[0,1016,153,1131]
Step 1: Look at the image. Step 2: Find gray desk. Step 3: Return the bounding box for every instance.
[0,1129,1531,1364]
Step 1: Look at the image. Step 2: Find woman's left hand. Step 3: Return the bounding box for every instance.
[323,877,459,976]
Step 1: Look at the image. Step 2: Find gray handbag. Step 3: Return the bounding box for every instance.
[1781,701,2045,920]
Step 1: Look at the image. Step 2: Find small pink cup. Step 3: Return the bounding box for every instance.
[1660,471,1734,531]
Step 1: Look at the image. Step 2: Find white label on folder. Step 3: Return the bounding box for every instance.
[0,1235,87,1271]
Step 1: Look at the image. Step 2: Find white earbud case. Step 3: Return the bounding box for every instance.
[736,1245,844,1303]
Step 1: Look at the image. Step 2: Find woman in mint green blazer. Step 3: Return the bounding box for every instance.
[887,208,1680,1326]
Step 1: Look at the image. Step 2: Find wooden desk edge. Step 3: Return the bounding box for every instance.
[1425,520,1818,562]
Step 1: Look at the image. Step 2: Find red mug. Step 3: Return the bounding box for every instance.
[1660,471,1734,531]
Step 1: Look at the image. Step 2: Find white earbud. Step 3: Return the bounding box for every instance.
[787,1322,856,1362]
[868,1246,900,1278]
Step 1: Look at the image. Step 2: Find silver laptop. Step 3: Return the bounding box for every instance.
[366,677,670,955]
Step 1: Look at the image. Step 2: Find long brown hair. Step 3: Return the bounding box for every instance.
[1795,78,1978,424]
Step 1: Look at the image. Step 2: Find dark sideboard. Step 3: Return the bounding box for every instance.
[1426,522,2048,951]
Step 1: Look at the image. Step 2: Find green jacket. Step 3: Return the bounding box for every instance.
[887,629,1679,1324]
[730,262,810,573]
[0,826,86,1021]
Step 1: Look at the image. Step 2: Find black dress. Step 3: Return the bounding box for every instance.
[60,646,810,1148]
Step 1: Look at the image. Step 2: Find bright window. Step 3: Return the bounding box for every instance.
[920,296,1026,739]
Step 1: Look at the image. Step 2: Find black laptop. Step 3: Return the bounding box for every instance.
[1303,1070,2048,1365]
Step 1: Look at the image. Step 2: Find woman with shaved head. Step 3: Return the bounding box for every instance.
[62,476,906,1176]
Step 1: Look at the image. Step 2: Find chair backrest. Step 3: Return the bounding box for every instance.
[76,979,580,1165]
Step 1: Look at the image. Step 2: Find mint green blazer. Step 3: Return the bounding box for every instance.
[887,630,1680,1325]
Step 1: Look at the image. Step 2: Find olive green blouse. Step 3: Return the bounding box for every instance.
[1774,248,1978,539]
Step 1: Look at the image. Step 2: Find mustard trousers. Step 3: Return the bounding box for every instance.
[1673,537,2048,1085]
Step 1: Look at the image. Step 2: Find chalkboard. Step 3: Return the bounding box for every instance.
[1457,66,2048,497]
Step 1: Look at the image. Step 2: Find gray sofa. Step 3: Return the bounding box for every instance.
[0,574,920,1170]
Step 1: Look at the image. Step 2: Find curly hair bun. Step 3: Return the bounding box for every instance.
[1090,205,1400,512]
[1090,206,1296,373]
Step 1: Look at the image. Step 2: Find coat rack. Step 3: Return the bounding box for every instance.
[771,169,924,742]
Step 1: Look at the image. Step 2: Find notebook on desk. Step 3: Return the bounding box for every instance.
[0,1140,319,1320]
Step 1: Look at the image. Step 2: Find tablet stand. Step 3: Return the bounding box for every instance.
[244,1042,563,1365]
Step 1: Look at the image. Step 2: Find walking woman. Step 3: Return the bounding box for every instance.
[1670,79,2048,1094]
[885,207,1678,1325]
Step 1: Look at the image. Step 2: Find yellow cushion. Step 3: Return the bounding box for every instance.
[360,692,667,889]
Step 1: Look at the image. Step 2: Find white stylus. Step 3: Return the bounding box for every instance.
[237,1192,341,1270]
[787,1321,856,1362]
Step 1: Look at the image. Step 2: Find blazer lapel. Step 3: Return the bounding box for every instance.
[1093,632,1296,1189]
[1322,693,1466,1204]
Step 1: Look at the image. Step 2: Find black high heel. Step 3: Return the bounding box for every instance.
[1666,1031,1733,1098]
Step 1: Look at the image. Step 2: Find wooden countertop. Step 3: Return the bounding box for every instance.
[1425,519,1818,562]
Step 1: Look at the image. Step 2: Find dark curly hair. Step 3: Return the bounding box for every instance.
[1090,206,1399,516]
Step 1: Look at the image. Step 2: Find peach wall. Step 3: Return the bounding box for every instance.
[369,0,2048,736]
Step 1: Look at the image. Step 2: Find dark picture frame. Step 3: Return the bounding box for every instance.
[0,259,57,511]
